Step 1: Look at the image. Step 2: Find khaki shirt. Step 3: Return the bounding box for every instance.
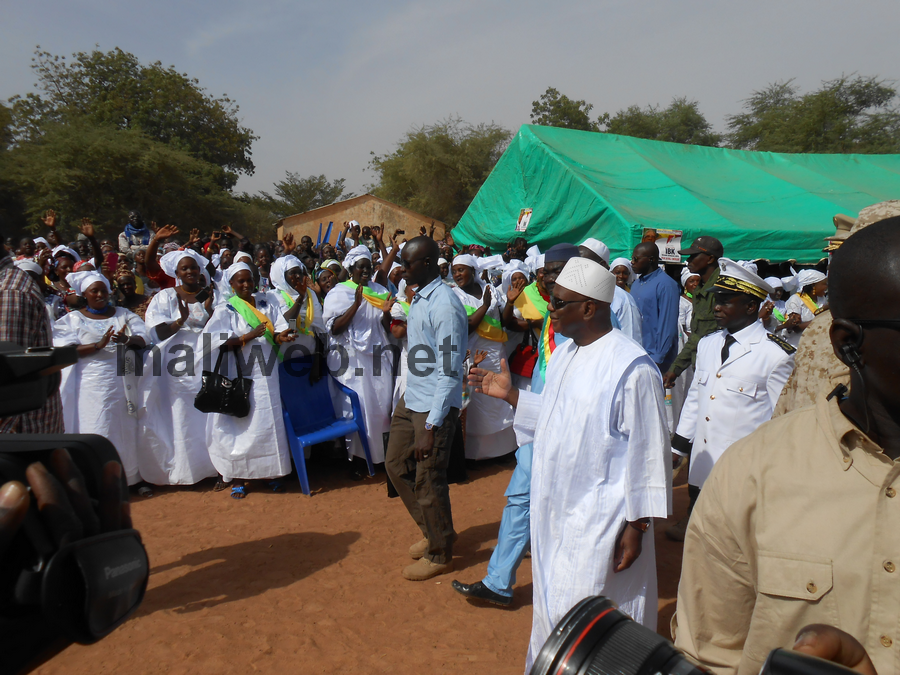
[671,268,720,377]
[773,309,848,416]
[673,392,900,675]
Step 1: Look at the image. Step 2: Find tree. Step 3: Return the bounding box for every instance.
[369,117,512,225]
[4,120,245,236]
[604,97,722,146]
[531,87,605,131]
[9,47,258,188]
[254,173,352,219]
[726,76,900,153]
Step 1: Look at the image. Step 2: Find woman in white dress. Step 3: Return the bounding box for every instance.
[451,254,517,460]
[267,254,326,358]
[137,249,219,486]
[781,269,828,348]
[204,262,298,499]
[53,271,150,486]
[322,245,395,465]
[610,257,636,292]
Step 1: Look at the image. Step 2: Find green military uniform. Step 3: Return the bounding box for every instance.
[669,267,720,377]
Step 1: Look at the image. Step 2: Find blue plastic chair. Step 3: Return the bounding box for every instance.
[278,358,375,495]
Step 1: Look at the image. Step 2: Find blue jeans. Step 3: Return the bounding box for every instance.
[482,443,531,598]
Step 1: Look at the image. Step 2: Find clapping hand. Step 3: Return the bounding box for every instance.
[42,209,58,229]
[79,217,95,239]
[482,285,493,306]
[111,326,131,345]
[382,295,395,315]
[94,327,115,350]
[507,277,526,302]
[154,224,179,241]
[283,233,296,254]
[472,350,488,367]
[353,283,364,307]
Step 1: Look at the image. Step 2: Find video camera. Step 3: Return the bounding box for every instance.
[0,343,149,674]
[530,597,858,675]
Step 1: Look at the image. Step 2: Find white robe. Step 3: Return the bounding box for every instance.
[204,293,293,480]
[53,308,151,486]
[453,283,517,460]
[322,281,394,464]
[137,289,219,485]
[513,329,673,671]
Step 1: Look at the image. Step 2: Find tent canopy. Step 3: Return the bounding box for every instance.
[453,124,900,263]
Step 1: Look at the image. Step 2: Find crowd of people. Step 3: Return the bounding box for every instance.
[2,198,899,675]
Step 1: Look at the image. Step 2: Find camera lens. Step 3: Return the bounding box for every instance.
[529,596,704,675]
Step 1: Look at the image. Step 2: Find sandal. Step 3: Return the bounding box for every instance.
[231,485,248,500]
[268,480,285,493]
[137,486,153,498]
[214,479,232,492]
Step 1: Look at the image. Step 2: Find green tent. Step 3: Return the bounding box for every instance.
[453,124,900,263]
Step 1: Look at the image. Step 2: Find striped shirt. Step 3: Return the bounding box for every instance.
[0,255,64,433]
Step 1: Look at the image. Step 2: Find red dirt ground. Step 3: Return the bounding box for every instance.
[36,461,689,675]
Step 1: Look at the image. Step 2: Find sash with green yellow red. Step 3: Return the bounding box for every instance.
[340,280,391,310]
[228,296,284,361]
[514,282,549,321]
[279,289,316,335]
[463,305,508,342]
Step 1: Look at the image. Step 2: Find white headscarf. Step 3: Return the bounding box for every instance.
[437,257,449,266]
[738,260,758,276]
[796,269,827,292]
[33,237,49,248]
[781,267,799,293]
[68,270,111,296]
[680,267,700,288]
[159,249,209,280]
[453,253,504,273]
[764,276,783,290]
[52,245,81,263]
[610,257,636,286]
[234,251,253,266]
[501,260,531,297]
[343,244,372,270]
[270,255,304,295]
[15,259,43,275]
[224,262,254,285]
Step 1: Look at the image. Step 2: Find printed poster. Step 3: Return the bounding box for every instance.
[515,208,532,233]
[642,228,683,263]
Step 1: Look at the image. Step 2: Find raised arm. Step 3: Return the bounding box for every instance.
[144,224,179,277]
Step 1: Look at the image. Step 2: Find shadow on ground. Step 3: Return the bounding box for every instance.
[140,531,361,614]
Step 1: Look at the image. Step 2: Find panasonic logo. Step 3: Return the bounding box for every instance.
[104,559,143,579]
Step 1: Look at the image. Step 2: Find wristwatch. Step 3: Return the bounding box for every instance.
[629,520,650,533]
[424,423,434,431]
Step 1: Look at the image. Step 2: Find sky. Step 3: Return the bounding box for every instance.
[2,0,899,197]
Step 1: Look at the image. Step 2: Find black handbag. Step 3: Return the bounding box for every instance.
[194,348,253,418]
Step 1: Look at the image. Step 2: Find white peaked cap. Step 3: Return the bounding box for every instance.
[555,257,616,303]
[579,238,610,264]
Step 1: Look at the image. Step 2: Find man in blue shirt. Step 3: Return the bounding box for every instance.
[386,236,468,581]
[630,242,680,370]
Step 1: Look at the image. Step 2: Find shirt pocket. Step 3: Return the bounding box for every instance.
[724,377,758,399]
[744,551,838,662]
[695,369,709,386]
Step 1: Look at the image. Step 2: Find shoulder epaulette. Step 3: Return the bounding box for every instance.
[767,332,796,354]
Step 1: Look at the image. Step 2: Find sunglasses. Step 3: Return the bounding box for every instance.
[549,295,587,311]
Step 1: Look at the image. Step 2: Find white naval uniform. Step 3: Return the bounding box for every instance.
[676,319,795,488]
